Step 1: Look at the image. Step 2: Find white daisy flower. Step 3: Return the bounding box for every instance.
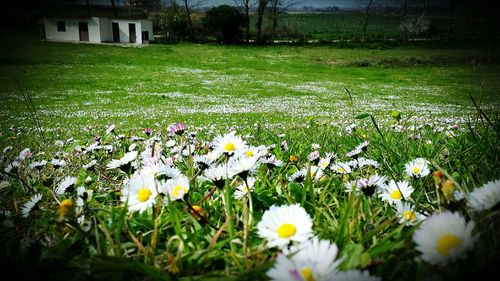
[128,143,137,151]
[308,165,324,181]
[288,169,307,184]
[394,201,426,226]
[346,148,362,158]
[318,157,331,170]
[21,193,42,218]
[105,124,115,134]
[234,177,256,200]
[467,178,500,212]
[82,160,97,170]
[356,157,379,169]
[379,180,414,204]
[165,175,190,201]
[228,154,260,178]
[267,237,340,281]
[242,145,267,158]
[193,154,214,170]
[106,150,138,170]
[54,140,64,147]
[77,186,92,201]
[157,166,181,180]
[405,158,431,178]
[2,146,13,153]
[204,164,233,188]
[29,160,47,170]
[261,155,284,167]
[212,131,247,156]
[56,176,77,195]
[311,143,320,150]
[331,162,352,174]
[121,172,159,213]
[344,180,359,193]
[355,141,370,151]
[413,211,478,266]
[333,270,381,281]
[4,161,19,173]
[257,204,313,249]
[50,158,66,169]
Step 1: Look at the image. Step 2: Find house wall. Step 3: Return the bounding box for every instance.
[44,17,101,43]
[99,18,112,42]
[44,18,80,42]
[88,17,101,43]
[111,20,141,44]
[140,20,154,42]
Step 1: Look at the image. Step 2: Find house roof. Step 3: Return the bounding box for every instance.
[43,4,148,20]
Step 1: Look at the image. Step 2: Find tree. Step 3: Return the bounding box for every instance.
[203,5,245,44]
[164,0,188,41]
[256,0,268,44]
[269,0,300,42]
[362,0,374,42]
[233,0,254,44]
[181,0,207,40]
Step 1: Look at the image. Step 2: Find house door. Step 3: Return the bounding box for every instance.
[79,22,89,42]
[141,31,149,43]
[129,23,136,43]
[112,22,120,42]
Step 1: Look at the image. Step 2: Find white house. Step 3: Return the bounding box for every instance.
[42,6,153,44]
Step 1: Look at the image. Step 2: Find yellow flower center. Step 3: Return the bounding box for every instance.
[57,199,74,220]
[60,199,74,208]
[391,190,402,200]
[245,150,254,157]
[412,167,420,174]
[338,167,345,173]
[402,211,417,221]
[137,188,152,202]
[173,185,187,198]
[301,267,315,281]
[437,234,462,256]
[277,223,297,238]
[224,142,236,151]
[289,155,298,162]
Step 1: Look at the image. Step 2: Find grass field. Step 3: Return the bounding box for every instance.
[0,37,499,132]
[0,36,499,281]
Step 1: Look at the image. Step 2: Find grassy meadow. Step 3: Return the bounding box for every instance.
[0,35,500,281]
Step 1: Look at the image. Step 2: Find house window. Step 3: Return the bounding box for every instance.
[57,21,66,32]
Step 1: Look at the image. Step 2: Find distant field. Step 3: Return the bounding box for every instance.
[248,12,497,41]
